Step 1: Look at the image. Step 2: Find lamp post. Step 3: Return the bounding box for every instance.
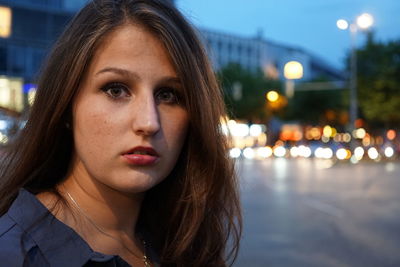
[283,61,303,98]
[337,13,373,132]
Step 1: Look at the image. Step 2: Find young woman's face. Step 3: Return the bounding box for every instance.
[71,24,189,194]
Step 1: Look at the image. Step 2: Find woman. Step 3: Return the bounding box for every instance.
[0,0,241,266]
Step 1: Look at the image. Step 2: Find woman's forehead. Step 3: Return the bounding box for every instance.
[82,23,180,85]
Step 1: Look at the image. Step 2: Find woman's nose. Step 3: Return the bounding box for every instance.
[132,94,160,136]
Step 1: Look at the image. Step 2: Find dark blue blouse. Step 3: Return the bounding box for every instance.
[0,189,151,266]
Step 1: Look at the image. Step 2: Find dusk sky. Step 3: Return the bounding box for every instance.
[176,0,400,70]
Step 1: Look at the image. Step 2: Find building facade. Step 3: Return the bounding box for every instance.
[0,1,82,81]
[0,0,342,115]
[200,28,344,82]
[0,0,80,116]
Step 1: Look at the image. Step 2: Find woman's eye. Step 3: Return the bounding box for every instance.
[101,83,130,99]
[155,88,180,104]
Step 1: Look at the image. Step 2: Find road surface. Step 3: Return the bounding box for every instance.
[234,158,400,267]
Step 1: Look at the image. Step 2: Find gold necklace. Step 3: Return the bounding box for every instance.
[65,191,151,267]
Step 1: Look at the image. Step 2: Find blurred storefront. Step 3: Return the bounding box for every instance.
[0,75,24,113]
[0,0,78,145]
[0,75,24,145]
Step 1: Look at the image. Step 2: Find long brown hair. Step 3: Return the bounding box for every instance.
[0,0,241,266]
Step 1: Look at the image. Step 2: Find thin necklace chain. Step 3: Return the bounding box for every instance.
[65,191,151,267]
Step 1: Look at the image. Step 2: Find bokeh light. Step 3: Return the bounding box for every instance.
[229,148,241,158]
[354,146,365,160]
[384,147,394,158]
[336,148,347,160]
[290,146,299,158]
[298,145,312,158]
[249,124,263,137]
[273,146,286,158]
[284,61,303,80]
[266,91,279,102]
[336,19,349,30]
[257,146,273,158]
[357,13,374,29]
[243,147,255,159]
[367,147,379,160]
[387,129,396,141]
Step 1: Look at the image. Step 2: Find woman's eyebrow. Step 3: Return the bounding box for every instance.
[95,67,140,80]
[96,67,181,85]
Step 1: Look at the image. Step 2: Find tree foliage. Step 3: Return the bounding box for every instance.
[218,63,347,125]
[283,78,347,126]
[357,33,400,128]
[218,63,282,121]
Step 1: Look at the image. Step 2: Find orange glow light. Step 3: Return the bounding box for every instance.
[387,129,396,140]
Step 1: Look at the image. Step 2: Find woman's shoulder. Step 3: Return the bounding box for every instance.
[0,213,28,266]
[0,212,24,244]
[0,189,52,267]
[0,211,17,235]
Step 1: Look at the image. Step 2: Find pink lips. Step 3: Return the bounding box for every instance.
[122,146,159,166]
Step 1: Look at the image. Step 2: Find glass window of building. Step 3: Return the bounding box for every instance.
[9,45,25,75]
[13,8,48,41]
[0,46,7,72]
[0,6,12,38]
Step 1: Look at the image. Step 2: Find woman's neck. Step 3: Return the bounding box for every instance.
[37,170,147,266]
[60,173,144,236]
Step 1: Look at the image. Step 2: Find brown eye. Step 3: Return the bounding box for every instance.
[155,87,180,104]
[101,83,130,99]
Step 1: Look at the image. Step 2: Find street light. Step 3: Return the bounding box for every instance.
[266,90,279,103]
[337,13,374,132]
[283,61,303,98]
[266,90,287,111]
[336,19,349,30]
[356,13,374,29]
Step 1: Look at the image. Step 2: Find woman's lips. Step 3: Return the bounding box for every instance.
[122,146,160,166]
[122,154,159,165]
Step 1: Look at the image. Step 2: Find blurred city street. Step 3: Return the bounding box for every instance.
[235,158,400,267]
[0,1,400,266]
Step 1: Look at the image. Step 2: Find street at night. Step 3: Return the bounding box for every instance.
[1,1,400,266]
[235,158,400,267]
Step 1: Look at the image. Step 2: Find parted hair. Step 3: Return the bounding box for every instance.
[0,0,241,266]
